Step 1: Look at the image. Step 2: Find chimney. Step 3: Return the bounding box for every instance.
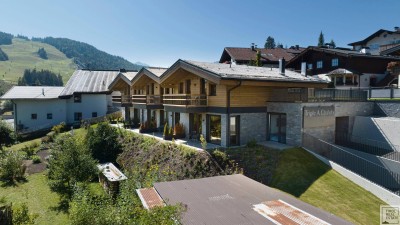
[279,58,285,75]
[251,43,255,51]
[301,62,306,76]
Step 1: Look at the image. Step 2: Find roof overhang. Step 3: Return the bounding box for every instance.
[108,72,131,90]
[160,59,221,85]
[131,68,161,86]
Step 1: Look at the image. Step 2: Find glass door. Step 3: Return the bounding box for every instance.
[208,115,221,145]
[189,113,202,140]
[230,116,240,146]
[268,113,286,144]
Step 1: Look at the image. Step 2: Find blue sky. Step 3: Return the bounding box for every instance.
[1,0,400,67]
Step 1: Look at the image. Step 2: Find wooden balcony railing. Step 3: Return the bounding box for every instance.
[112,95,163,105]
[163,94,207,106]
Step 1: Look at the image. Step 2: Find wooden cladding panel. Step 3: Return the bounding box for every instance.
[208,85,227,107]
[230,86,271,107]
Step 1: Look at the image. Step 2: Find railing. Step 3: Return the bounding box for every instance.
[367,87,400,99]
[303,133,400,194]
[163,94,207,106]
[380,43,400,52]
[268,88,368,102]
[112,95,163,105]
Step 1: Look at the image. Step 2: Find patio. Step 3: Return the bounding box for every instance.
[111,124,220,151]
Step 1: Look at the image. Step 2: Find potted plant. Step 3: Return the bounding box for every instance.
[173,123,186,139]
[163,123,173,140]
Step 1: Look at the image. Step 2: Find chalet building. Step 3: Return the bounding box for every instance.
[219,45,303,67]
[286,46,400,88]
[348,27,400,55]
[110,59,345,147]
[1,69,124,133]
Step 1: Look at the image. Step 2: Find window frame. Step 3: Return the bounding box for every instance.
[317,60,323,69]
[47,113,53,120]
[74,112,82,121]
[331,58,339,67]
[209,84,217,96]
[31,113,37,120]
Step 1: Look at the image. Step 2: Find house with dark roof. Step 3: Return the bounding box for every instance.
[286,46,400,88]
[219,45,303,67]
[0,69,128,133]
[349,27,400,55]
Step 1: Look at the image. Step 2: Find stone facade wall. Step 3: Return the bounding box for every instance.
[231,113,267,146]
[374,101,400,118]
[267,103,303,146]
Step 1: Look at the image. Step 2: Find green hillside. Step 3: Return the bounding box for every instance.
[0,38,75,84]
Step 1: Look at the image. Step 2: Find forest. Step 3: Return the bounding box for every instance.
[32,37,142,70]
[17,69,63,86]
[0,31,13,45]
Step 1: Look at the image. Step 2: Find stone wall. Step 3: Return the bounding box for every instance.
[374,101,400,118]
[232,113,267,146]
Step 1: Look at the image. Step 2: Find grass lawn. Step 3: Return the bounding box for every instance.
[6,137,42,152]
[0,38,75,83]
[222,146,387,225]
[0,172,69,225]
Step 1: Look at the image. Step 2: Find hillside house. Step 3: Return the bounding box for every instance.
[349,27,400,55]
[0,69,125,133]
[219,45,303,67]
[286,46,400,88]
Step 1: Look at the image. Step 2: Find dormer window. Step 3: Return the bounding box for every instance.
[74,94,82,103]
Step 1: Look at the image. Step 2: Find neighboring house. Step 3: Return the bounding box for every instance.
[348,27,400,55]
[0,69,124,133]
[219,45,304,67]
[1,86,66,133]
[110,59,331,147]
[286,46,400,88]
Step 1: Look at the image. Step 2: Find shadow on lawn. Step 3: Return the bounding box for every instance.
[269,148,330,197]
[220,146,330,198]
[0,177,28,188]
[49,199,69,214]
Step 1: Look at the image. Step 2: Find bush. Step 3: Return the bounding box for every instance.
[0,151,26,181]
[0,120,15,148]
[12,203,38,225]
[51,122,66,134]
[246,138,257,147]
[31,155,41,164]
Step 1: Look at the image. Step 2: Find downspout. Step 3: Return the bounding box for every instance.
[226,80,242,147]
[11,100,17,132]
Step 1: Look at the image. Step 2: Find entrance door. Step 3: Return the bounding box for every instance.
[268,113,286,144]
[207,115,221,145]
[335,116,349,144]
[159,110,165,127]
[189,113,202,140]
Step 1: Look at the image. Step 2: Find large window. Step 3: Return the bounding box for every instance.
[178,82,184,94]
[209,84,217,96]
[268,113,286,144]
[332,58,339,67]
[230,116,240,146]
[186,80,191,94]
[317,61,323,69]
[74,112,82,121]
[200,78,206,95]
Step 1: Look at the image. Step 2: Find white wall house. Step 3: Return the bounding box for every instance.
[349,28,400,55]
[0,69,121,133]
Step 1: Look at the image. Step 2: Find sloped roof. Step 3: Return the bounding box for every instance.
[146,67,168,77]
[59,70,119,97]
[219,47,304,63]
[131,67,168,85]
[0,86,65,100]
[170,60,328,83]
[326,68,358,76]
[381,44,400,56]
[108,71,139,89]
[348,29,399,46]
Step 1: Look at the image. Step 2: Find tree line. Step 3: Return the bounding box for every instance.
[32,37,142,70]
[264,32,336,50]
[17,69,63,86]
[0,31,13,45]
[0,47,8,61]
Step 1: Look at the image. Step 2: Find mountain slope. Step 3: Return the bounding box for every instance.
[35,37,142,71]
[0,38,75,83]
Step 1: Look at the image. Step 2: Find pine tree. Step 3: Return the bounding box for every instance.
[318,31,325,47]
[329,39,336,48]
[264,36,276,49]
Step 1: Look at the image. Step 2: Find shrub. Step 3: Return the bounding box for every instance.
[12,203,38,225]
[51,122,66,134]
[31,155,41,164]
[0,150,26,181]
[173,123,185,138]
[0,120,15,148]
[246,138,257,147]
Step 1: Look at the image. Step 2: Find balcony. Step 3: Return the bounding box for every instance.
[132,95,163,105]
[267,88,368,102]
[163,94,207,106]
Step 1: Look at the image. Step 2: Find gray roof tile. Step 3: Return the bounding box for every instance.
[0,86,65,100]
